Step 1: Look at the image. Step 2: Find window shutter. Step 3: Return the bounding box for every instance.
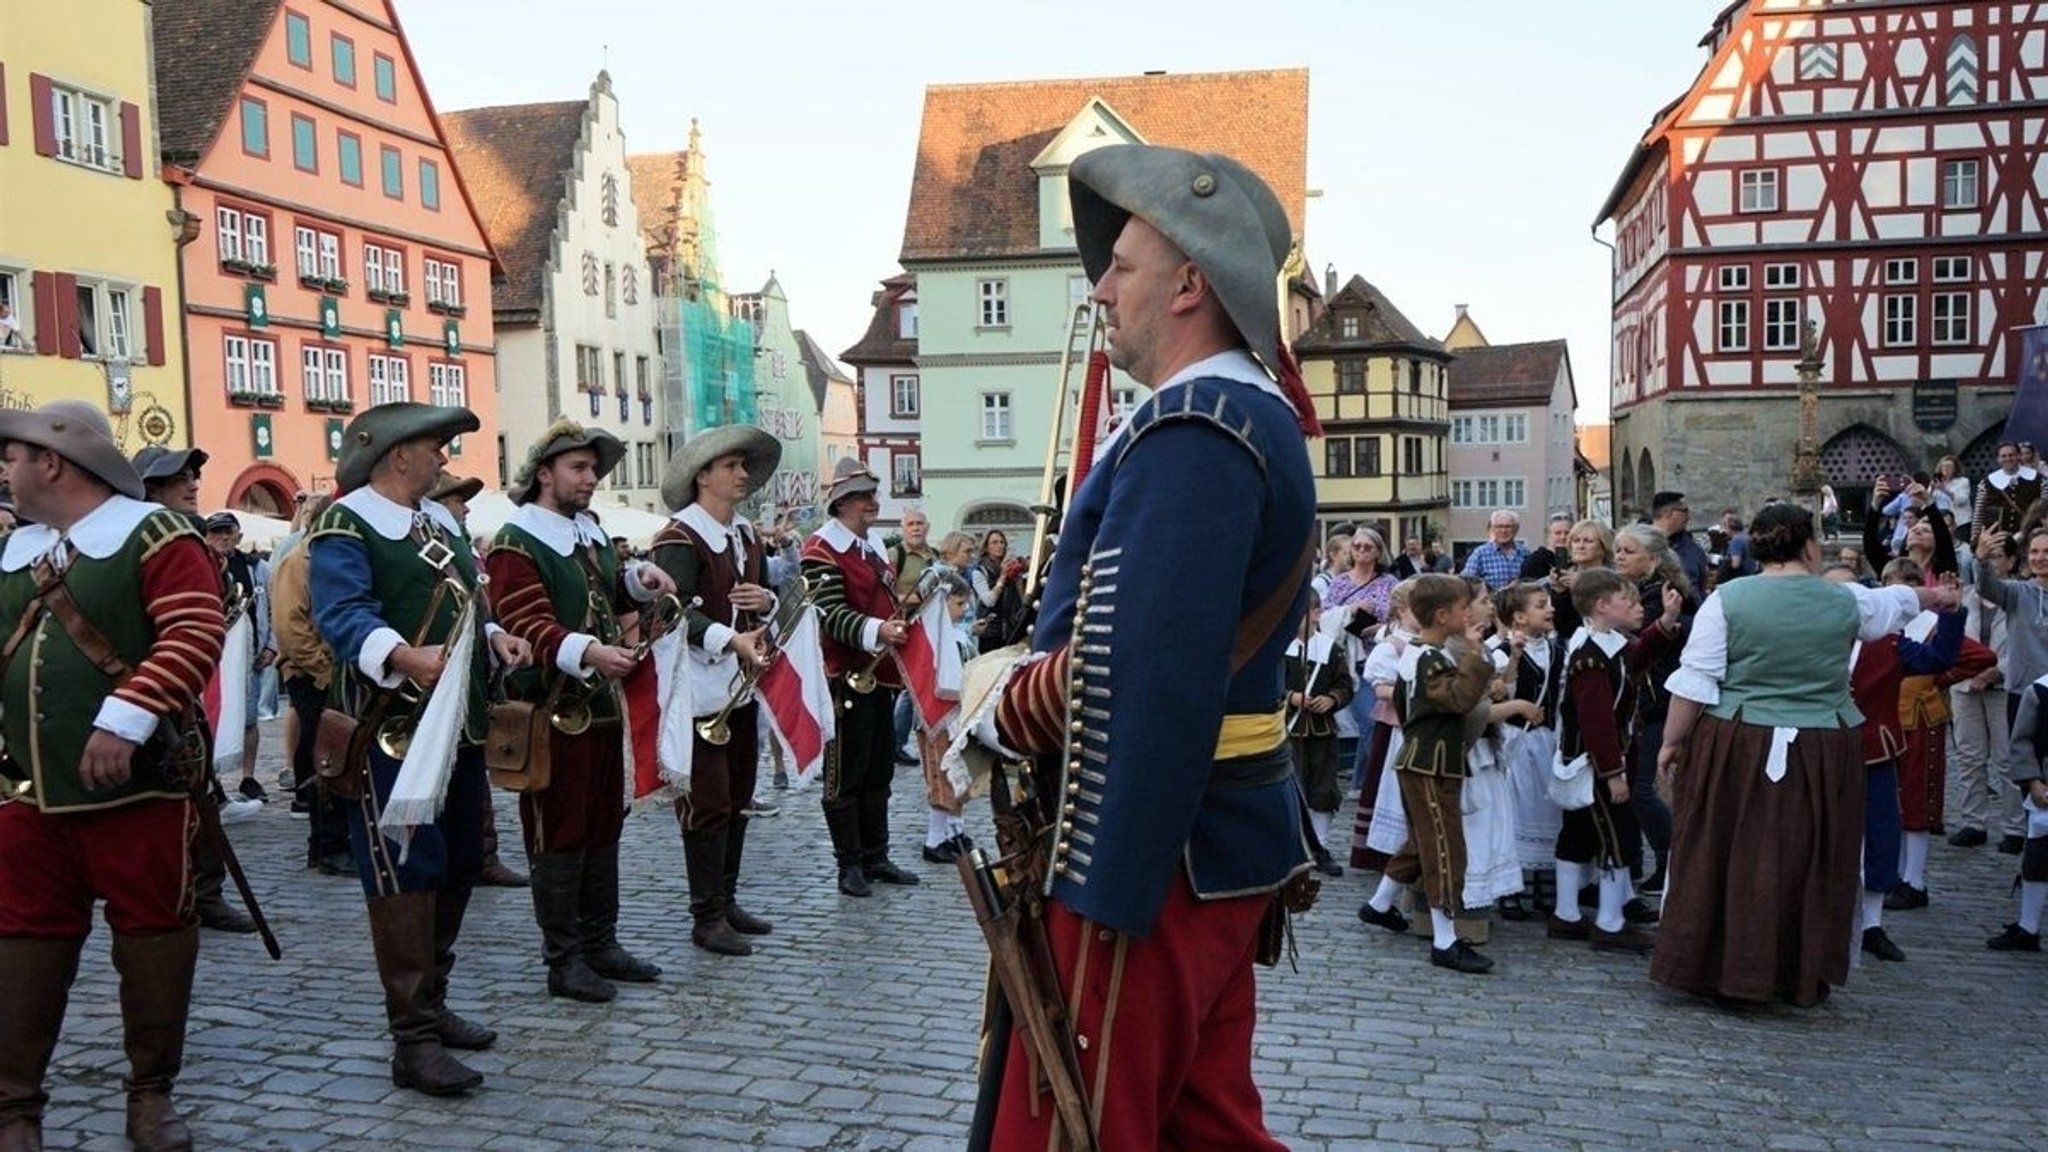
[31,272,57,356]
[0,63,9,146]
[53,272,80,359]
[29,72,55,157]
[143,286,166,366]
[119,101,142,178]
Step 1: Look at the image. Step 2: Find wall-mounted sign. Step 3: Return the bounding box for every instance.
[325,417,344,461]
[320,296,342,340]
[385,309,404,349]
[1911,378,1958,433]
[245,284,268,328]
[251,413,273,459]
[442,319,460,358]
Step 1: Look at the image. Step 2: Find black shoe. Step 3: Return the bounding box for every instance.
[1986,923,2042,952]
[1429,939,1494,974]
[1313,854,1344,879]
[1622,897,1660,925]
[197,898,257,934]
[863,859,922,886]
[1884,884,1929,911]
[1948,827,1988,848]
[1861,926,1906,962]
[725,902,773,936]
[586,945,662,983]
[951,833,976,852]
[1999,834,2025,856]
[435,1009,498,1051]
[1639,867,1668,897]
[314,850,355,877]
[1547,913,1590,941]
[1356,902,1409,934]
[837,865,872,898]
[546,958,617,1003]
[1496,895,1532,922]
[237,776,267,803]
[1591,923,1657,955]
[922,841,962,865]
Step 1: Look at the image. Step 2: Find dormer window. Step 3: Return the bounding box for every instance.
[1339,314,1360,339]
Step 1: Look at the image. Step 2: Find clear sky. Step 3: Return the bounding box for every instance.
[396,0,1724,426]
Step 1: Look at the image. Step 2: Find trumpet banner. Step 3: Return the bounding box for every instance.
[758,610,833,786]
[202,615,253,772]
[377,598,478,847]
[896,595,964,732]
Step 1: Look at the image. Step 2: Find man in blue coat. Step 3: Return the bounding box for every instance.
[980,144,1320,1151]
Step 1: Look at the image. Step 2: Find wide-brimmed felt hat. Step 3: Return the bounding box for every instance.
[660,424,781,512]
[132,445,210,483]
[1069,144,1293,382]
[430,474,484,505]
[822,455,879,513]
[509,417,624,505]
[335,403,479,492]
[0,400,145,500]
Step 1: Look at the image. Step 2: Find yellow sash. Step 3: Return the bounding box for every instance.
[1216,708,1287,759]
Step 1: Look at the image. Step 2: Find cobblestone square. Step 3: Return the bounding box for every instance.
[33,723,2046,1150]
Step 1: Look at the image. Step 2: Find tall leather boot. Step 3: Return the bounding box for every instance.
[823,800,869,897]
[110,928,198,1152]
[478,801,528,888]
[528,852,614,1002]
[684,828,751,956]
[722,815,771,936]
[0,937,84,1152]
[191,832,255,934]
[579,840,662,981]
[366,892,483,1096]
[859,790,919,886]
[428,888,495,1051]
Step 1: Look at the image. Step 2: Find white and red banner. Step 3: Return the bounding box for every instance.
[758,609,834,787]
[895,595,964,733]
[201,614,252,773]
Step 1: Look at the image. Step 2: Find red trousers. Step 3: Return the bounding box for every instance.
[0,797,194,937]
[991,876,1285,1152]
[519,722,627,856]
[1897,726,1947,833]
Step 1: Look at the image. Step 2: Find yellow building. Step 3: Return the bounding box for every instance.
[1293,272,1451,549]
[0,0,188,447]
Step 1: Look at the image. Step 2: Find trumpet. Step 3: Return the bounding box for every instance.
[844,567,943,695]
[551,591,696,737]
[374,576,473,758]
[697,578,813,745]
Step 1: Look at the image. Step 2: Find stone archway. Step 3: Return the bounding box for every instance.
[1820,424,1914,522]
[1959,419,2008,480]
[960,501,1035,558]
[226,464,299,519]
[1636,448,1656,507]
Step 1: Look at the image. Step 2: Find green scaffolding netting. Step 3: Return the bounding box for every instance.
[679,295,755,433]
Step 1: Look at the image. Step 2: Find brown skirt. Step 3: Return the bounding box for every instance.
[1649,713,1865,1007]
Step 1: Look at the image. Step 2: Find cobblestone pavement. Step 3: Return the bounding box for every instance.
[33,721,2048,1150]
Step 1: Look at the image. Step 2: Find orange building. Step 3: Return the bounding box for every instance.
[153,0,497,514]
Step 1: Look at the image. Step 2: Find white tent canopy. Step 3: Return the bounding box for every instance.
[460,490,670,548]
[227,509,293,552]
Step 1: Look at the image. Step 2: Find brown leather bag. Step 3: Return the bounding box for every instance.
[484,698,553,792]
[313,707,371,801]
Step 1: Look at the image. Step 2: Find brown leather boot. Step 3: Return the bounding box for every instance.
[366,893,483,1096]
[684,829,751,957]
[0,937,84,1152]
[477,802,528,887]
[428,888,495,1051]
[110,928,198,1152]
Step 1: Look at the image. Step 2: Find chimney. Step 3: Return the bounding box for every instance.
[1324,263,1338,300]
[1455,303,1469,320]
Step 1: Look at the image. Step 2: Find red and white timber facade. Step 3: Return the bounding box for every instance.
[1597,0,2048,519]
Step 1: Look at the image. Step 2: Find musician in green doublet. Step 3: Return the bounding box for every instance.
[307,402,531,1099]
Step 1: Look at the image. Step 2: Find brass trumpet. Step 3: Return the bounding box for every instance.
[697,577,813,746]
[552,592,695,736]
[844,567,943,695]
[373,575,473,758]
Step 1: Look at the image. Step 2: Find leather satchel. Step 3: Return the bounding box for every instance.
[313,707,370,801]
[484,698,553,792]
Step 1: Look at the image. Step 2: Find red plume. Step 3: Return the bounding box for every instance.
[1275,344,1323,438]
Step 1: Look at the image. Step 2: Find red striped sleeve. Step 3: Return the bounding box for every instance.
[485,546,571,671]
[115,538,227,717]
[995,645,1070,756]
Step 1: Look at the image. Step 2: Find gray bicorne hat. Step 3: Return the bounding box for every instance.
[1068,144,1293,380]
[659,424,781,513]
[0,400,146,500]
[132,444,211,484]
[335,402,480,492]
[509,417,625,505]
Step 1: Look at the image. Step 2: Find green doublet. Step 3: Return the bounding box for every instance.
[309,502,489,740]
[0,510,198,812]
[491,523,623,721]
[1710,573,1863,729]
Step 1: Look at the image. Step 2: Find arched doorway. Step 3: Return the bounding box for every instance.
[227,464,299,519]
[1636,448,1656,509]
[1616,440,1636,516]
[961,501,1035,558]
[1820,424,1913,522]
[1959,420,2007,480]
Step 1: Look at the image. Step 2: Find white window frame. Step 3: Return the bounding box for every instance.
[895,300,918,340]
[1067,274,1091,321]
[51,82,118,173]
[71,279,138,361]
[890,373,919,418]
[1931,291,1972,346]
[368,354,410,405]
[429,361,466,408]
[295,225,341,281]
[979,392,1012,441]
[1738,169,1780,214]
[1717,299,1750,352]
[1763,298,1801,351]
[217,207,243,264]
[1933,255,1971,283]
[0,267,31,352]
[1883,294,1917,347]
[1451,416,1472,444]
[1763,263,1800,290]
[226,333,279,397]
[976,279,1008,328]
[425,258,461,307]
[1503,414,1527,444]
[891,452,921,496]
[1941,158,1981,209]
[1717,265,1750,292]
[1885,258,1918,285]
[301,345,350,404]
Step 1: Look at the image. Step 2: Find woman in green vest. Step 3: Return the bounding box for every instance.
[1651,503,1954,1007]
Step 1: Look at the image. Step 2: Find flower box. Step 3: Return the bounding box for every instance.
[250,263,278,282]
[256,393,287,409]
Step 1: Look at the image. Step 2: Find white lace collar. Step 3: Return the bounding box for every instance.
[0,495,159,572]
[510,503,608,556]
[337,486,463,541]
[814,518,886,558]
[1988,466,2041,490]
[674,503,753,554]
[1565,625,1627,661]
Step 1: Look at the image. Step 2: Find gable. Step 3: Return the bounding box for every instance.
[1029,98,1146,170]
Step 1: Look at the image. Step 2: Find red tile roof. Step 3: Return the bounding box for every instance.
[625,150,690,255]
[901,69,1309,262]
[1447,340,1572,409]
[441,101,589,317]
[1293,274,1442,356]
[153,0,284,163]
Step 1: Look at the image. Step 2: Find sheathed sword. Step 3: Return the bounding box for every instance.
[180,719,282,960]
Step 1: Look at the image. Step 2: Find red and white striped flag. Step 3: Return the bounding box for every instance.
[758,609,834,786]
[622,659,665,803]
[894,594,964,732]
